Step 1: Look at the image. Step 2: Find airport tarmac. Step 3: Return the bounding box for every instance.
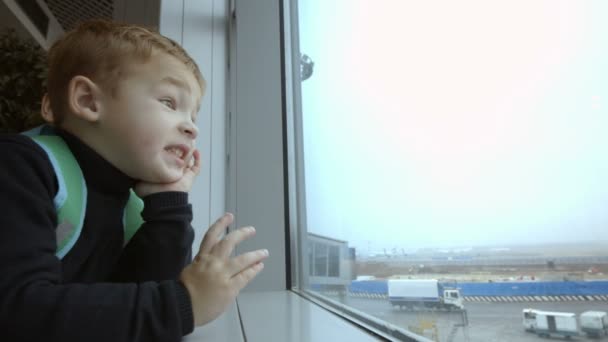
[327,295,608,342]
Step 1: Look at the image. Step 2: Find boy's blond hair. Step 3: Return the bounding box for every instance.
[47,19,205,125]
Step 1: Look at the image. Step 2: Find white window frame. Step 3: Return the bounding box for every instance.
[228,0,288,291]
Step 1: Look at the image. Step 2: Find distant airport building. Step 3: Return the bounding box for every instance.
[308,233,355,292]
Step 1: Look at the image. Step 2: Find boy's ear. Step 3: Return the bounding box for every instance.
[40,93,53,123]
[67,75,103,123]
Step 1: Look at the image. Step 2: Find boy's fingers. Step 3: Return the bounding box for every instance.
[197,213,233,256]
[231,262,264,291]
[211,226,256,259]
[189,149,201,174]
[228,249,269,277]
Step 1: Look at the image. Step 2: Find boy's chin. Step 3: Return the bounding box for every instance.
[141,168,184,184]
[156,172,183,184]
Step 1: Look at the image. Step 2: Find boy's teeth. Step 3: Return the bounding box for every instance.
[167,147,184,158]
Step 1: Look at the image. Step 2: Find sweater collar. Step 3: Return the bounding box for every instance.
[57,129,136,194]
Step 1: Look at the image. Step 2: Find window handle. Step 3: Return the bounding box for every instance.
[300,53,314,81]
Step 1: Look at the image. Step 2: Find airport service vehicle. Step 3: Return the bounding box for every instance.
[388,279,464,310]
[522,309,578,339]
[580,311,608,338]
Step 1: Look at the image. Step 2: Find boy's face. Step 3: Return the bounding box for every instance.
[94,52,202,183]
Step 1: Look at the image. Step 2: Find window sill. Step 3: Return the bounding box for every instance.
[184,290,382,341]
[183,301,244,342]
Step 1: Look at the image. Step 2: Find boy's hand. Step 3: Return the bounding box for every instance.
[134,150,201,197]
[179,213,268,326]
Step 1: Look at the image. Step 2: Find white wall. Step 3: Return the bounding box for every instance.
[157,0,229,253]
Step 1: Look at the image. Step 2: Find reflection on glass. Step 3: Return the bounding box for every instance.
[314,243,328,277]
[328,246,340,277]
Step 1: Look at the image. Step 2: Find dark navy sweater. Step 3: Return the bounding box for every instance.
[0,130,195,341]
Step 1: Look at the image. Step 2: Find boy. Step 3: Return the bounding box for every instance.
[0,20,268,341]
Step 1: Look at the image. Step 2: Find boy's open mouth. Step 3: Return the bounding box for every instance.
[165,145,189,160]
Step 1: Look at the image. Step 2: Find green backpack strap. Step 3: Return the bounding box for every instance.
[123,190,144,245]
[30,135,87,259]
[27,126,145,257]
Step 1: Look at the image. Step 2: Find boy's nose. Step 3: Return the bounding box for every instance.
[180,121,198,139]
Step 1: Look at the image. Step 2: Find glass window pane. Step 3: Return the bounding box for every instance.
[294,0,608,341]
[308,241,314,276]
[328,245,340,277]
[314,243,328,277]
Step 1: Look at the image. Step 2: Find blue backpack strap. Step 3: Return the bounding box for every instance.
[22,124,57,137]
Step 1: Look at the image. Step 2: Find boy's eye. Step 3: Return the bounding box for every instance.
[159,98,175,110]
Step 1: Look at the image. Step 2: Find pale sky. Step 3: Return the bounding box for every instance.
[298,1,608,252]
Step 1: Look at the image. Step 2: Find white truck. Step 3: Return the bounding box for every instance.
[522,309,578,339]
[580,311,608,338]
[388,279,463,310]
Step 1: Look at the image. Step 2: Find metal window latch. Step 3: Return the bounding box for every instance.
[300,53,314,81]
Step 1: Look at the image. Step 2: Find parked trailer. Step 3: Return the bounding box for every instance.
[580,311,608,338]
[522,309,578,339]
[388,279,463,310]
